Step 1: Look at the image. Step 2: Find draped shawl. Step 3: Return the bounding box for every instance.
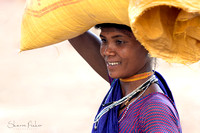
[92,71,177,133]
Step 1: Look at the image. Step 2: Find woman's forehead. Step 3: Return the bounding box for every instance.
[100,27,133,38]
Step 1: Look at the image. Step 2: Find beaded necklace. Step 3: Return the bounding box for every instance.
[119,71,154,110]
[93,75,157,129]
[118,85,150,123]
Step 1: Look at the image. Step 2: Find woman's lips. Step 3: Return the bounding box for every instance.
[107,61,121,66]
[106,61,121,70]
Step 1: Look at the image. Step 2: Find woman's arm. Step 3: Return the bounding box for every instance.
[68,31,109,82]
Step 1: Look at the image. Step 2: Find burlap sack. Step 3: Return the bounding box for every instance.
[129,0,200,64]
[20,0,129,50]
[21,0,200,64]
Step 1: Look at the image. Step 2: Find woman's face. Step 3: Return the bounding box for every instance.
[100,27,150,79]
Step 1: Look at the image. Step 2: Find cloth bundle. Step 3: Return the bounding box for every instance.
[21,0,200,64]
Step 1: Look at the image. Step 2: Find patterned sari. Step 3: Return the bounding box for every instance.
[92,71,181,133]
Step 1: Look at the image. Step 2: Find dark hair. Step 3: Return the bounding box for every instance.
[95,23,132,32]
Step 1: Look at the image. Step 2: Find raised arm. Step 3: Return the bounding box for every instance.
[68,31,109,82]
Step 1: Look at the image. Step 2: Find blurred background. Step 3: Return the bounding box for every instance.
[0,0,200,132]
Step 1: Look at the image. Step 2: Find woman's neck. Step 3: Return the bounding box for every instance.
[120,77,152,96]
[119,59,153,96]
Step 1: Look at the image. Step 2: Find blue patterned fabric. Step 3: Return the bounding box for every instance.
[91,71,180,133]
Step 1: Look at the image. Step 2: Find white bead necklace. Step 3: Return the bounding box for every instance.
[94,76,157,129]
[118,87,147,123]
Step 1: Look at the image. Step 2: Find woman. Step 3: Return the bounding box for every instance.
[69,23,182,133]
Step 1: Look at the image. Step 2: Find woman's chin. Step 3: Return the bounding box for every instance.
[108,73,120,79]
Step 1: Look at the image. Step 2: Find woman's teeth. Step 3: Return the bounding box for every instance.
[107,62,121,66]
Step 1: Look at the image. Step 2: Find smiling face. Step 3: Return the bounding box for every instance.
[100,27,151,79]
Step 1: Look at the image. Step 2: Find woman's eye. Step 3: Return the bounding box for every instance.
[116,40,125,44]
[101,39,107,44]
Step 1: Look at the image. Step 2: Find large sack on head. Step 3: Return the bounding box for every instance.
[129,0,200,64]
[20,0,129,51]
[21,0,200,64]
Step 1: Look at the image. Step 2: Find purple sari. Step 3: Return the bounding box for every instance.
[92,71,179,133]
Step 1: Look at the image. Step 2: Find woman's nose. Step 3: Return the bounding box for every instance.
[103,44,115,56]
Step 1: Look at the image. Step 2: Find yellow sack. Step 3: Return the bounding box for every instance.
[21,0,200,64]
[21,0,129,50]
[129,0,200,64]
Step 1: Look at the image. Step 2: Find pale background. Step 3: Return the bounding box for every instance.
[0,0,200,133]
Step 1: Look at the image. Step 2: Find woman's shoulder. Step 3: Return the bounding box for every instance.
[138,92,182,132]
[139,92,180,120]
[142,92,175,106]
[127,92,178,116]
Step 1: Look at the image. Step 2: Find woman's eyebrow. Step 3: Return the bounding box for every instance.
[111,35,123,39]
[100,34,124,38]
